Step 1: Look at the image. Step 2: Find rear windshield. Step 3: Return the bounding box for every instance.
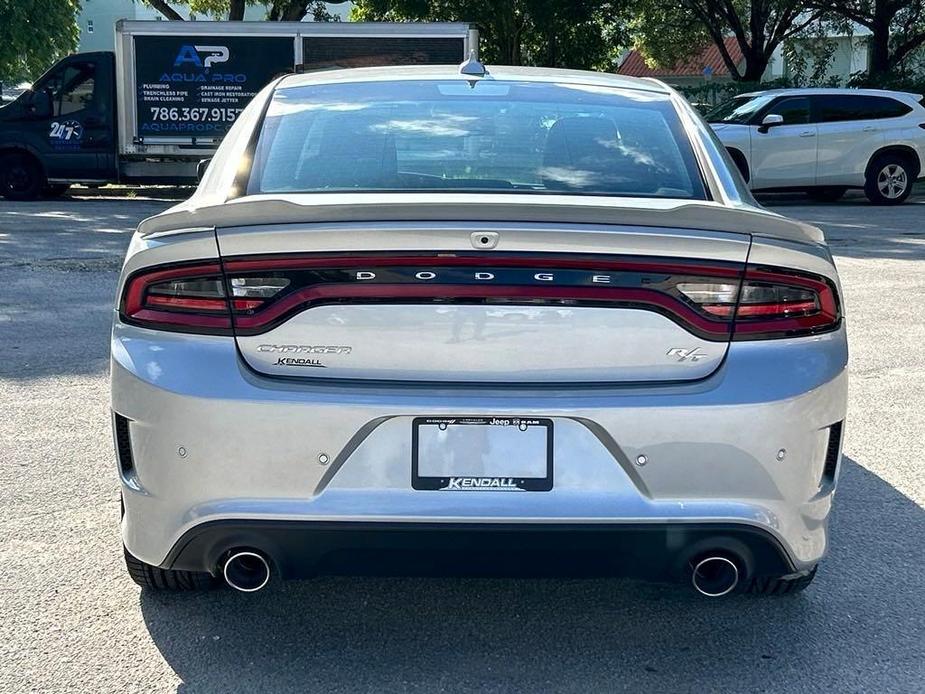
[247,80,707,200]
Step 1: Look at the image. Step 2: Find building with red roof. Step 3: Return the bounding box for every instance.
[617,37,746,86]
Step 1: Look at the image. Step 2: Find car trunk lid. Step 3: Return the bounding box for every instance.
[216,215,751,384]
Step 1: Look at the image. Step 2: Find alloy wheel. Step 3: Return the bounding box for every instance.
[877,164,908,199]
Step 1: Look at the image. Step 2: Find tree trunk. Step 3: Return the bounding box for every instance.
[268,1,308,22]
[545,32,557,67]
[283,0,308,22]
[740,58,769,82]
[867,17,892,78]
[738,45,769,82]
[229,0,246,21]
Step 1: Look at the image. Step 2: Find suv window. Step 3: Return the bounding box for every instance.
[765,97,810,125]
[706,94,775,124]
[868,96,913,118]
[817,94,912,122]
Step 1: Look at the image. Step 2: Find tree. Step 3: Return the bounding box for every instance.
[818,0,925,79]
[626,2,711,71]
[351,0,626,70]
[268,1,343,20]
[0,0,81,84]
[144,0,346,21]
[630,0,826,82]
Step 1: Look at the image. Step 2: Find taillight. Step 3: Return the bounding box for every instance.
[678,268,839,338]
[120,255,840,340]
[731,267,840,339]
[120,262,287,333]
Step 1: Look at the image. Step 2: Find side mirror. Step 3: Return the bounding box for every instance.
[757,113,784,134]
[197,158,212,182]
[26,90,53,118]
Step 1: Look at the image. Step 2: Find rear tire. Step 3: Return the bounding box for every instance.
[807,187,846,202]
[123,546,215,591]
[0,151,46,200]
[745,565,817,595]
[864,153,915,205]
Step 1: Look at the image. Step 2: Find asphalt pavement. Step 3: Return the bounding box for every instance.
[0,188,923,693]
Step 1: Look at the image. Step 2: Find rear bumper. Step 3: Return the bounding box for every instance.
[111,320,848,576]
[165,520,798,582]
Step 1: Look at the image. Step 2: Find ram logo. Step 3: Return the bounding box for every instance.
[173,45,230,69]
[667,347,707,362]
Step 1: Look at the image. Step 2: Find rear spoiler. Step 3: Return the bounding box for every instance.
[138,193,825,245]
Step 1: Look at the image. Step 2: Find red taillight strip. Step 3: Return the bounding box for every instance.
[145,295,229,312]
[231,283,733,339]
[703,300,819,318]
[121,262,234,332]
[223,254,744,278]
[734,300,818,317]
[144,296,264,312]
[122,262,224,316]
[127,309,232,330]
[731,267,840,339]
[120,255,841,341]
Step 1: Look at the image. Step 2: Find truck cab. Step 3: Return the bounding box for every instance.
[0,52,117,199]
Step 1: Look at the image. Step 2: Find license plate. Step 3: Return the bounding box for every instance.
[412,416,553,492]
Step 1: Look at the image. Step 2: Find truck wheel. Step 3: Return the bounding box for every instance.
[746,565,817,595]
[864,154,914,205]
[43,184,71,198]
[123,545,215,591]
[0,152,46,201]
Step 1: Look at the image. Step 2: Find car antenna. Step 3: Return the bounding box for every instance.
[459,50,488,82]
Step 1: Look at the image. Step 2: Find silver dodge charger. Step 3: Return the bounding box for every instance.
[112,59,847,597]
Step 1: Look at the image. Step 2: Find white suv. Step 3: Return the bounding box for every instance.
[708,88,925,204]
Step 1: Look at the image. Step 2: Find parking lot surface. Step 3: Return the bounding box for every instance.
[1,189,923,693]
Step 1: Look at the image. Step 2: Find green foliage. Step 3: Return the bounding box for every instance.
[186,0,255,19]
[143,0,345,21]
[677,75,846,112]
[350,0,626,70]
[627,0,827,82]
[0,0,80,84]
[814,0,925,78]
[847,70,925,93]
[625,0,711,70]
[781,33,838,85]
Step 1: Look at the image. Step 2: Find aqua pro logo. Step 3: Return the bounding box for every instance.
[173,44,230,69]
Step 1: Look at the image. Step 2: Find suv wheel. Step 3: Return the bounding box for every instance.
[123,546,215,591]
[807,187,846,202]
[865,154,915,205]
[0,152,46,201]
[745,565,817,595]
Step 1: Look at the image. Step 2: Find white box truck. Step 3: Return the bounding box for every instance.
[0,20,477,199]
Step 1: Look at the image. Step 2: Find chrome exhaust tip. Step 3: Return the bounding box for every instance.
[691,556,740,597]
[223,550,270,593]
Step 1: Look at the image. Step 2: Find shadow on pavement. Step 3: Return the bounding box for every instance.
[0,198,171,263]
[761,190,925,261]
[0,263,116,379]
[139,457,924,693]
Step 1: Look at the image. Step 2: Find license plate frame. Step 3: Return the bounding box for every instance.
[411,416,554,492]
